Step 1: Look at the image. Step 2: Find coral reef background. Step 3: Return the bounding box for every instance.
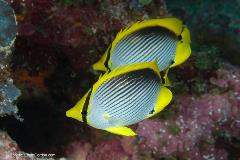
[0,0,239,159]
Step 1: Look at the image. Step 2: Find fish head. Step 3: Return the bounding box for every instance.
[66,89,92,122]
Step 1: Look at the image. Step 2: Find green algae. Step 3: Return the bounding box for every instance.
[158,109,175,120]
[166,0,240,66]
[191,78,208,94]
[61,0,96,6]
[138,0,152,6]
[168,124,181,135]
[192,45,221,71]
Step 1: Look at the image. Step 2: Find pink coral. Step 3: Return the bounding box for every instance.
[87,139,129,160]
[0,131,26,160]
[210,68,240,92]
[66,141,92,160]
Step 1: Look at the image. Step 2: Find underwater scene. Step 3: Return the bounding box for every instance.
[0,0,240,159]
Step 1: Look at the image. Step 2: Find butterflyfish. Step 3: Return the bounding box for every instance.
[66,62,172,136]
[93,17,191,85]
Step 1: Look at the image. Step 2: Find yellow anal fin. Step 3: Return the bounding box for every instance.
[147,87,173,118]
[92,46,110,72]
[105,126,136,136]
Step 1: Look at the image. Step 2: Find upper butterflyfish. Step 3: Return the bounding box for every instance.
[93,17,191,85]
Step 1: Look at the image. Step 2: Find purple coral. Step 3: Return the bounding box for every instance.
[136,66,240,159]
[88,139,129,160]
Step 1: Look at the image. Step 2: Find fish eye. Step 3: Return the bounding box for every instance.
[178,35,182,41]
[149,109,155,114]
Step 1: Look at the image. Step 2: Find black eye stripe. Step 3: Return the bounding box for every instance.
[81,89,92,123]
[178,25,185,41]
[178,35,182,41]
[104,45,112,71]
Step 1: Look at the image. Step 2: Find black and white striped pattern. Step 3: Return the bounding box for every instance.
[88,69,161,129]
[110,27,178,71]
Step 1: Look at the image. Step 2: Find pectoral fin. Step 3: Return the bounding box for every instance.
[163,68,171,87]
[105,126,136,136]
[164,76,171,86]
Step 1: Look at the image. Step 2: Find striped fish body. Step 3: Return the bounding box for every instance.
[66,62,173,136]
[93,18,191,74]
[110,27,178,71]
[0,0,17,50]
[88,68,161,129]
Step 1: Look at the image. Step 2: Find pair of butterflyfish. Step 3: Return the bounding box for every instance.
[66,17,191,136]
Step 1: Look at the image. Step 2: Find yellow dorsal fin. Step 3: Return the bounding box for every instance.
[105,126,136,136]
[114,18,183,43]
[147,86,172,118]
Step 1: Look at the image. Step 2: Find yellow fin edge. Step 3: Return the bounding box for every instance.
[147,86,173,118]
[92,62,160,97]
[105,126,136,136]
[171,26,191,67]
[92,46,110,72]
[108,18,183,67]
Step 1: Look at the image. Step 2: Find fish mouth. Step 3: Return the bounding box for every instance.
[65,109,72,117]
